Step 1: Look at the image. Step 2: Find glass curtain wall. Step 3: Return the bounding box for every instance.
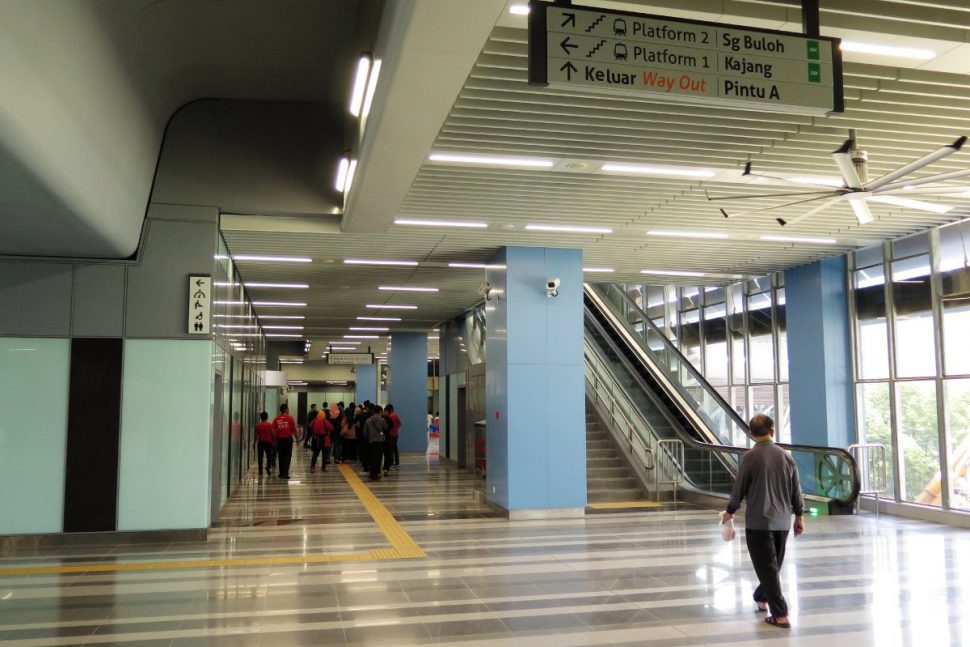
[623,273,789,444]
[850,222,970,512]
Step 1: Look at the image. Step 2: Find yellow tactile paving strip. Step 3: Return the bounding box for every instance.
[0,464,425,577]
[587,501,663,509]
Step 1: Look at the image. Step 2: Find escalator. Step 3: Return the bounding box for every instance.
[584,282,860,512]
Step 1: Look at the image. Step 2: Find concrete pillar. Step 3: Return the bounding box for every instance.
[485,247,586,519]
[388,332,428,452]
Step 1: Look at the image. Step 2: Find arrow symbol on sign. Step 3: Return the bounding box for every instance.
[560,36,578,55]
[195,279,204,287]
[560,61,577,80]
[560,12,576,28]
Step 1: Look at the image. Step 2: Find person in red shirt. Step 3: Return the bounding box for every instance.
[309,410,334,472]
[385,404,401,470]
[254,411,276,477]
[273,404,298,479]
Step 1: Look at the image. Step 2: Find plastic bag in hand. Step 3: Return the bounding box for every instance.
[719,512,736,541]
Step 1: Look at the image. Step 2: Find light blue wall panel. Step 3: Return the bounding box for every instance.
[486,249,509,508]
[118,339,212,530]
[390,333,428,452]
[0,338,70,534]
[786,256,855,451]
[355,363,377,403]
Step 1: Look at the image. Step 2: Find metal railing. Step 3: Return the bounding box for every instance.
[848,443,888,518]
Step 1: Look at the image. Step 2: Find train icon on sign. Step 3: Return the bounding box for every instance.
[613,43,627,60]
[613,18,627,36]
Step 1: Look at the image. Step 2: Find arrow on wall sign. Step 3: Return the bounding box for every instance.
[560,61,578,80]
[561,12,576,28]
[560,36,578,55]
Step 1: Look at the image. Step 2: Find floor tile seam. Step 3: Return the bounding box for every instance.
[431,624,690,647]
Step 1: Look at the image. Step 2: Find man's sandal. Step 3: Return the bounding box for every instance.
[755,602,768,612]
[764,617,791,629]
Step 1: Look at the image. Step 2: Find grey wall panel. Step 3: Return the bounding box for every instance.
[125,216,218,339]
[72,264,126,337]
[0,262,73,336]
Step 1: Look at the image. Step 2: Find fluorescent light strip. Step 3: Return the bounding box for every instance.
[787,175,843,187]
[345,335,379,339]
[349,56,370,116]
[379,286,439,292]
[259,315,305,320]
[234,255,312,263]
[365,304,417,309]
[870,195,953,214]
[583,267,615,273]
[840,41,935,60]
[357,316,402,321]
[350,327,389,331]
[328,340,360,345]
[761,235,838,244]
[601,162,715,178]
[525,224,613,234]
[262,325,305,330]
[244,282,309,289]
[361,59,381,118]
[213,300,245,305]
[266,334,304,338]
[448,262,488,269]
[344,259,419,267]
[345,159,358,193]
[648,230,729,240]
[216,324,259,329]
[252,301,306,307]
[640,269,707,277]
[335,157,349,192]
[509,3,530,15]
[428,152,555,168]
[328,347,357,351]
[394,218,488,229]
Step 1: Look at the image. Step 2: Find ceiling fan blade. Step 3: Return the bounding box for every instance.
[875,185,970,196]
[704,189,837,202]
[742,162,843,189]
[776,196,843,227]
[719,192,840,219]
[849,197,874,225]
[832,139,865,190]
[869,195,953,214]
[873,167,970,193]
[867,136,968,191]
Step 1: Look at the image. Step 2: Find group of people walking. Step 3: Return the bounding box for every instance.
[254,400,402,481]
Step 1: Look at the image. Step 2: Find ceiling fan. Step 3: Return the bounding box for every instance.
[708,130,970,227]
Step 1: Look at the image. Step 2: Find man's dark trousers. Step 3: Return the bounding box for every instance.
[369,441,385,478]
[277,437,294,478]
[745,529,789,617]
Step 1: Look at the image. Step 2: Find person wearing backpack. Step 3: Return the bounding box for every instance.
[364,404,388,481]
[309,409,334,472]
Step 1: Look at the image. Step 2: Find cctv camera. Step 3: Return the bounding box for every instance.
[546,277,560,298]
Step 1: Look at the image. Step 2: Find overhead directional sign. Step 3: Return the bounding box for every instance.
[328,352,374,366]
[528,2,843,115]
[187,275,211,335]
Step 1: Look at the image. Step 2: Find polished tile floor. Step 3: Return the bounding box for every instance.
[1,448,969,645]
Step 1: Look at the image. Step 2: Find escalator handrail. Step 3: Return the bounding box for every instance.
[586,282,752,436]
[585,284,861,506]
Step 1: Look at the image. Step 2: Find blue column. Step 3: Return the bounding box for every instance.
[389,332,428,452]
[785,255,855,449]
[355,363,377,404]
[485,247,586,518]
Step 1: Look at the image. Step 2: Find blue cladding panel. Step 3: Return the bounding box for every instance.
[356,363,377,404]
[389,333,428,452]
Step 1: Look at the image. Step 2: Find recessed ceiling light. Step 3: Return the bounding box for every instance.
[345,159,358,193]
[328,340,361,345]
[640,269,707,277]
[357,316,402,321]
[840,41,935,60]
[525,224,613,234]
[216,324,259,329]
[335,157,349,192]
[787,175,843,187]
[349,56,371,116]
[252,301,307,307]
[760,235,838,244]
[234,255,312,263]
[429,152,555,168]
[361,59,381,119]
[213,300,245,305]
[345,335,380,339]
[350,327,389,331]
[583,267,615,273]
[259,315,305,320]
[266,334,304,338]
[365,304,417,309]
[244,282,309,289]
[329,347,358,351]
[344,259,419,266]
[379,286,439,292]
[601,163,716,178]
[448,262,488,269]
[394,218,488,229]
[648,230,729,239]
[509,3,529,15]
[262,325,305,330]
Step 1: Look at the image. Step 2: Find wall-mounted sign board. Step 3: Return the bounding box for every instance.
[328,352,374,365]
[187,275,211,335]
[528,2,843,115]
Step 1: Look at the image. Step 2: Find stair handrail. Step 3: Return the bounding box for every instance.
[585,282,753,444]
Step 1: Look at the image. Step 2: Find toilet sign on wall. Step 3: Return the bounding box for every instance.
[187,275,211,335]
[528,2,843,115]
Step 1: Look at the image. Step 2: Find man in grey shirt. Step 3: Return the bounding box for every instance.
[723,414,804,629]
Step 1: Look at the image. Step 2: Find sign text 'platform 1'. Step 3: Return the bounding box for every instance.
[528,2,843,115]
